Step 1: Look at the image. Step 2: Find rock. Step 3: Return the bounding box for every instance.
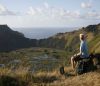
[0,64,5,68]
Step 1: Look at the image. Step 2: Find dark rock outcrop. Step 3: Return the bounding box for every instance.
[0,25,37,52]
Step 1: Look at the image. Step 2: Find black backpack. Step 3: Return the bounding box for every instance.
[75,58,94,75]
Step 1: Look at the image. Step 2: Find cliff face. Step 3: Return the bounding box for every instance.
[0,25,37,52]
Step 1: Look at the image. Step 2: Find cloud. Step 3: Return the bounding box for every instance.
[27,7,36,15]
[65,10,80,18]
[0,4,15,15]
[83,11,100,19]
[25,4,83,27]
[0,2,100,28]
[87,11,99,17]
[44,2,49,9]
[80,11,100,20]
[81,2,92,8]
[27,3,81,20]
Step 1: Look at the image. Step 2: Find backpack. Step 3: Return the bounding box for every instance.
[75,58,94,75]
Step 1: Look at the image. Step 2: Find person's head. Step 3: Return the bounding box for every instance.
[79,34,85,41]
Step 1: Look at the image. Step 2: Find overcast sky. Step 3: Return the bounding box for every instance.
[0,0,100,28]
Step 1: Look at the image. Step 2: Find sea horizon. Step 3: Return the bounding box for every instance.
[13,27,79,39]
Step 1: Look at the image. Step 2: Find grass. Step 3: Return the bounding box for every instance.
[88,34,100,53]
[0,47,69,86]
[0,47,100,86]
[0,67,100,86]
[0,68,60,86]
[0,47,70,67]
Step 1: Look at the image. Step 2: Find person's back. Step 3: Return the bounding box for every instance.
[80,40,89,58]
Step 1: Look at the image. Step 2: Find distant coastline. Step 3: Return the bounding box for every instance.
[14,27,78,39]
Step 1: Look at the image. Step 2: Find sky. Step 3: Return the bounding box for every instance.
[0,0,100,28]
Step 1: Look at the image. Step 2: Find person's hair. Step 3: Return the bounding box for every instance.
[80,34,85,40]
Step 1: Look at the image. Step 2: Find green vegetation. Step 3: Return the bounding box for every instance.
[0,47,71,86]
[0,47,70,70]
[0,23,100,86]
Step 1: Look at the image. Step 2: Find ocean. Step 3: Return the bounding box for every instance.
[14,27,78,39]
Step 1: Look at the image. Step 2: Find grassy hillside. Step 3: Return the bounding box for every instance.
[0,23,100,86]
[38,23,100,54]
[0,67,100,86]
[0,48,71,86]
[0,48,70,71]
